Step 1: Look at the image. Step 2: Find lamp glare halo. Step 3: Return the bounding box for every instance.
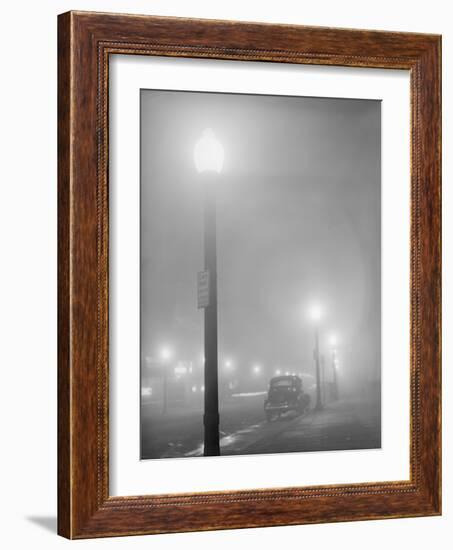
[308,304,322,322]
[194,128,224,173]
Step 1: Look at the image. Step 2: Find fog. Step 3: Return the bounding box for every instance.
[140,89,381,459]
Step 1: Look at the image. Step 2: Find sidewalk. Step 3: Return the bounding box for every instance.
[194,398,381,457]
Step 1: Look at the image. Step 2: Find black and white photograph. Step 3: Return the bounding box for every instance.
[1,1,445,546]
[140,89,381,460]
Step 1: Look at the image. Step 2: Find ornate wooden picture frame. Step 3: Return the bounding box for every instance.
[58,11,441,539]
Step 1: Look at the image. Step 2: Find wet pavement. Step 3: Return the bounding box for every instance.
[141,395,380,459]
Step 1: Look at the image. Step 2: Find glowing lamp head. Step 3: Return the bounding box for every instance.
[329,334,338,347]
[194,128,224,173]
[160,347,173,361]
[308,304,323,323]
[253,365,262,375]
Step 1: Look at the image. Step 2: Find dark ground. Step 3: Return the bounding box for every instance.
[141,394,381,459]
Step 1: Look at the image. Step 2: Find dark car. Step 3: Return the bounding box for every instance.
[264,375,310,421]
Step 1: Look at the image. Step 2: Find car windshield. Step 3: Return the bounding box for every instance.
[271,380,293,388]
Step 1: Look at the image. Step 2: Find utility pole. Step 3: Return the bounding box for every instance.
[332,348,339,401]
[314,325,323,411]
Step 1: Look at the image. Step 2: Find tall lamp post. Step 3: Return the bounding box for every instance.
[194,128,224,456]
[309,304,323,411]
[329,334,339,401]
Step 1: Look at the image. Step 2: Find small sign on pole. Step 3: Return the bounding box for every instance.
[197,270,210,308]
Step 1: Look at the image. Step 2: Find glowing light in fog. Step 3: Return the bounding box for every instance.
[329,333,338,346]
[308,303,323,322]
[160,346,173,361]
[224,359,234,370]
[194,128,224,173]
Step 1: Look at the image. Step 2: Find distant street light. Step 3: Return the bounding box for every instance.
[253,365,262,375]
[309,304,323,323]
[160,346,173,361]
[224,359,233,370]
[308,303,323,411]
[275,369,281,376]
[195,128,224,457]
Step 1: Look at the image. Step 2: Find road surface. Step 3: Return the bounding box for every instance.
[141,394,380,459]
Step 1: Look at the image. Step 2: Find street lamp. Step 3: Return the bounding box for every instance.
[160,347,173,361]
[309,304,322,323]
[194,128,224,174]
[194,128,224,456]
[308,303,323,411]
[329,333,339,401]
